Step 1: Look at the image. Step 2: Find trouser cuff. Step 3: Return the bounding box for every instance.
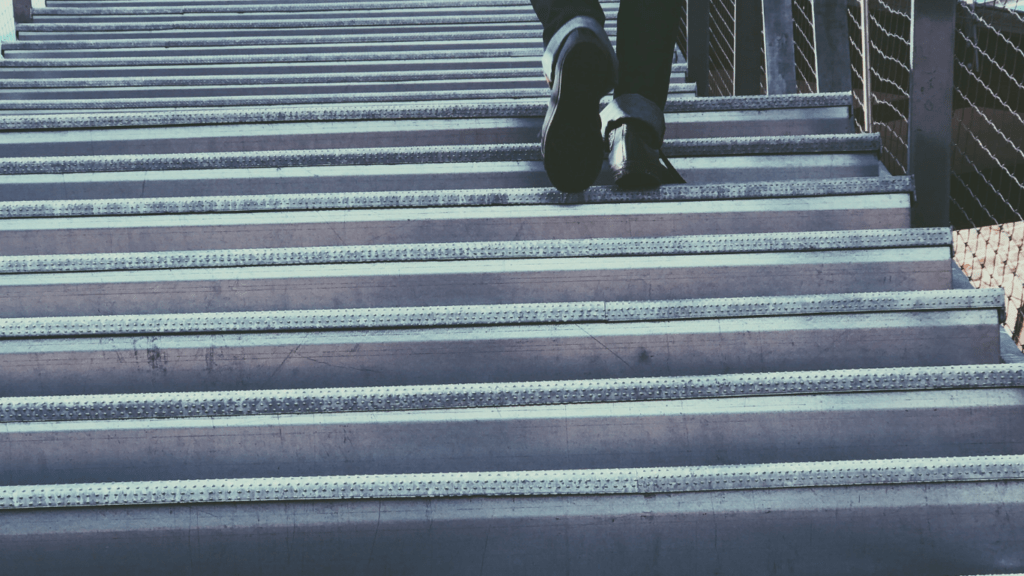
[600,93,666,147]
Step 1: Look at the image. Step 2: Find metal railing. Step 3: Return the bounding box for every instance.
[680,0,1024,349]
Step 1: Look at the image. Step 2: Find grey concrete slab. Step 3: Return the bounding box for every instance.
[2,387,1021,484]
[0,309,999,396]
[0,195,911,256]
[1,461,1023,575]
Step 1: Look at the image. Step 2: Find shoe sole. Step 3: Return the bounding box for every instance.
[541,29,616,194]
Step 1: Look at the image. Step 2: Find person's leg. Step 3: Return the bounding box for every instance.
[602,0,684,188]
[530,0,606,47]
[531,0,617,193]
[613,0,682,108]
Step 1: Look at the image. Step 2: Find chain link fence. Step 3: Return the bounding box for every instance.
[679,0,1024,348]
[950,0,1023,348]
[846,0,1022,348]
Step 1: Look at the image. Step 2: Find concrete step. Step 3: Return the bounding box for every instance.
[0,228,953,317]
[1,29,564,50]
[2,364,1020,484]
[32,1,619,18]
[0,95,850,156]
[0,47,577,67]
[0,80,695,108]
[0,289,1004,395]
[0,192,910,256]
[0,71,691,104]
[0,55,563,78]
[0,134,879,201]
[14,13,604,34]
[2,455,1022,575]
[13,21,555,42]
[0,174,914,215]
[0,65,589,88]
[3,38,551,59]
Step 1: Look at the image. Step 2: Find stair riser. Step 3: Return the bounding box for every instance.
[0,155,876,201]
[3,389,1021,484]
[0,311,997,396]
[0,197,911,256]
[3,482,1021,576]
[0,249,951,317]
[0,109,848,158]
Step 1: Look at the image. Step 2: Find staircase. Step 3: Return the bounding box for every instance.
[2,0,1024,573]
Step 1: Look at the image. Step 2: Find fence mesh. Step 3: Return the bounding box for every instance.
[792,0,818,92]
[708,0,737,95]
[685,0,1024,348]
[845,0,1022,349]
[950,0,1024,348]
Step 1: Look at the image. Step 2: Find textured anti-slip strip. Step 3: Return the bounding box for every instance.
[0,134,877,175]
[33,0,576,14]
[0,67,548,89]
[14,14,545,33]
[2,363,1019,422]
[3,23,631,50]
[3,455,1023,509]
[0,85,697,113]
[0,228,950,273]
[0,89,556,111]
[0,177,914,218]
[0,46,547,67]
[2,30,547,50]
[0,289,1003,339]
[0,92,838,130]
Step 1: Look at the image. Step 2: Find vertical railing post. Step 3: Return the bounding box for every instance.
[812,0,853,93]
[908,0,955,228]
[13,0,31,22]
[686,0,711,97]
[734,0,763,95]
[761,0,798,94]
[1,0,16,56]
[860,0,872,129]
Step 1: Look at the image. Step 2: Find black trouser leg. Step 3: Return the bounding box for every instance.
[530,0,605,46]
[614,0,683,109]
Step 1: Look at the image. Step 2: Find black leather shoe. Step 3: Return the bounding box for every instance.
[540,17,617,193]
[601,94,685,189]
[606,120,663,189]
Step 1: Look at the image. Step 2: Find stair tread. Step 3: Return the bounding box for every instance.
[0,177,914,217]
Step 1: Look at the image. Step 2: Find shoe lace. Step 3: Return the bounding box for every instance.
[657,150,686,184]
